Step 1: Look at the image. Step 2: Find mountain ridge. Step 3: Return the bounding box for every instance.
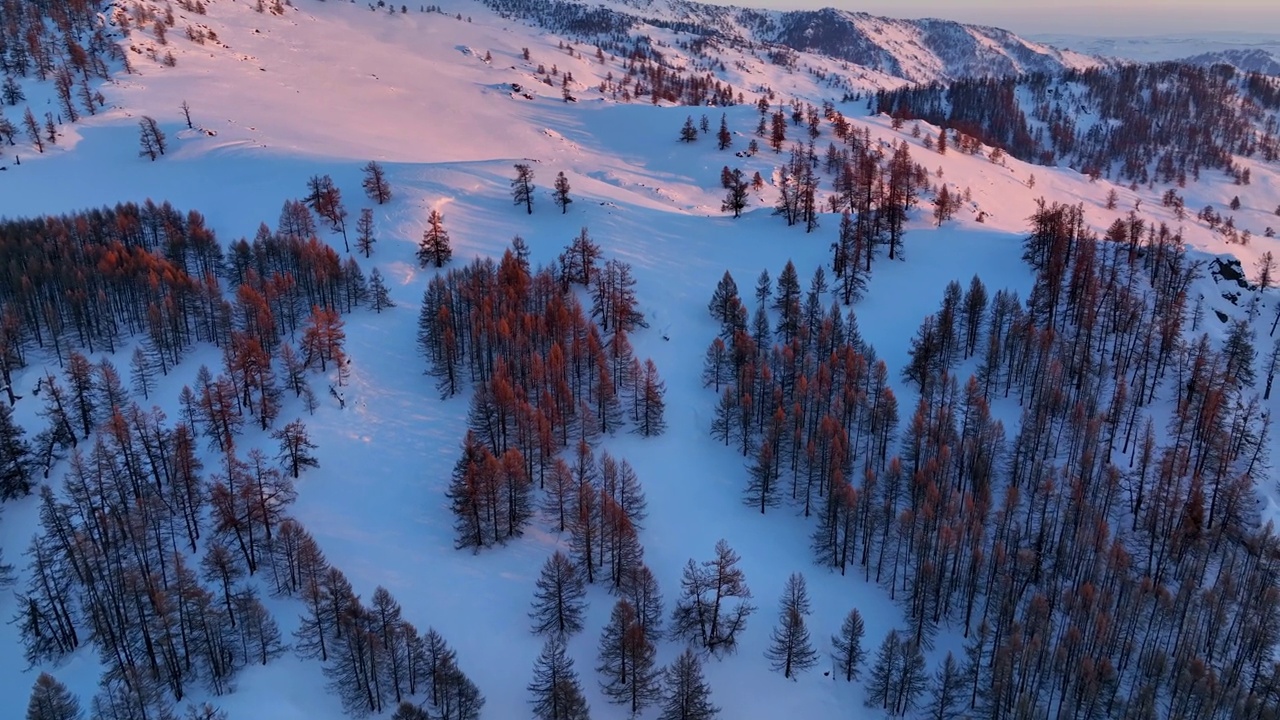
[481,0,1098,84]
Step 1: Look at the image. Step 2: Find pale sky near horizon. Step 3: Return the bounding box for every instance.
[701,0,1280,37]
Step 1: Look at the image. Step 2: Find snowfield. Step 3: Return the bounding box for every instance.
[4,1,1280,719]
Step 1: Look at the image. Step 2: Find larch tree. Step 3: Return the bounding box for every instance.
[554,171,572,214]
[528,636,591,720]
[529,550,587,638]
[597,599,661,716]
[356,208,376,257]
[513,163,536,214]
[25,672,81,720]
[764,572,818,678]
[658,648,718,720]
[830,608,866,682]
[300,305,346,374]
[362,161,392,204]
[418,210,452,268]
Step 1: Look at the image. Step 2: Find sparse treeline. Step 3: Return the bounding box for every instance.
[702,200,1280,717]
[875,63,1280,184]
[718,99,927,291]
[18,389,478,718]
[0,193,479,718]
[482,0,745,106]
[0,0,178,158]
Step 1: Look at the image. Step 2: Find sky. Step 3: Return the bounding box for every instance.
[700,0,1280,37]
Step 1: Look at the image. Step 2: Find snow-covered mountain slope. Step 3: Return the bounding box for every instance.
[5,1,1280,719]
[483,0,1098,84]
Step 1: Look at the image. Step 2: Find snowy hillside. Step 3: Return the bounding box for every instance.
[3,1,1280,720]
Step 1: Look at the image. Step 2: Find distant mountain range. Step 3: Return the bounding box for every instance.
[1179,49,1280,76]
[483,0,1098,83]
[1030,32,1280,75]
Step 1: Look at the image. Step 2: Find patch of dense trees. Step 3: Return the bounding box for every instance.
[0,201,364,396]
[703,200,1280,717]
[0,0,186,159]
[486,2,744,106]
[876,63,1280,184]
[419,232,668,547]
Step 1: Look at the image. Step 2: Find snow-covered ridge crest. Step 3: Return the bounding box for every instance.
[484,0,1099,83]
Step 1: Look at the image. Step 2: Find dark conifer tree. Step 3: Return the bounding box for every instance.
[530,550,587,638]
[679,116,698,143]
[865,629,900,712]
[707,272,744,339]
[658,649,718,720]
[272,419,319,478]
[830,608,866,682]
[0,400,34,499]
[554,172,573,214]
[129,347,155,399]
[513,164,536,214]
[923,652,965,720]
[418,210,452,268]
[716,114,732,150]
[23,107,42,153]
[597,599,661,715]
[721,168,749,219]
[356,208,376,257]
[764,573,818,678]
[528,636,591,720]
[362,161,392,204]
[370,269,395,313]
[638,360,666,437]
[620,563,664,637]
